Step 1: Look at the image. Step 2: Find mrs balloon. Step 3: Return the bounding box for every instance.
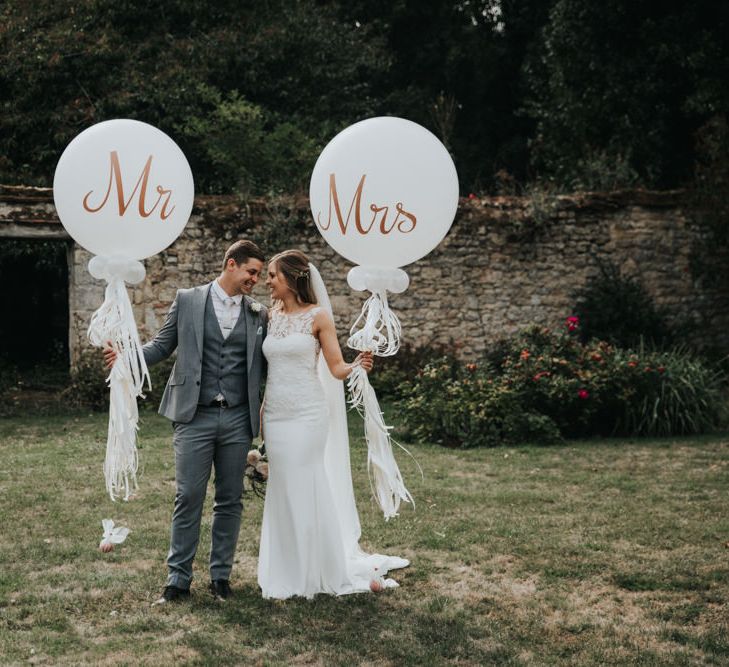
[310,117,459,519]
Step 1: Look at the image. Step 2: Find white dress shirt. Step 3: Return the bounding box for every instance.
[211,279,242,340]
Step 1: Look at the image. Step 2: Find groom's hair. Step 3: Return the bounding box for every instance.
[223,240,265,269]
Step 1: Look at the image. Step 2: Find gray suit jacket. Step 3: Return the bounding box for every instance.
[142,282,267,434]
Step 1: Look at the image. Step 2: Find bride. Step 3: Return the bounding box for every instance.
[258,249,409,599]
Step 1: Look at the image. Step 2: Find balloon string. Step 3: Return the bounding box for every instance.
[347,290,402,356]
[87,275,149,501]
[347,366,415,519]
[88,278,150,394]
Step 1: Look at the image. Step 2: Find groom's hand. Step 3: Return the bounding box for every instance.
[103,341,117,369]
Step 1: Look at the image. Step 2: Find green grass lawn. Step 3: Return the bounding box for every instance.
[0,409,727,665]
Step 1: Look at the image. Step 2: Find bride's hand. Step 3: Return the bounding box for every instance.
[355,352,374,373]
[103,341,117,369]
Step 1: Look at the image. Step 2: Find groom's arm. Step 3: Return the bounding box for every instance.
[142,293,180,367]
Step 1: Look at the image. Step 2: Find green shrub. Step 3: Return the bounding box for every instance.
[62,354,176,412]
[568,148,641,192]
[0,360,20,395]
[400,324,726,447]
[495,327,726,438]
[614,345,726,437]
[369,342,459,400]
[490,325,600,438]
[62,354,108,411]
[399,356,561,448]
[688,115,729,291]
[572,261,676,349]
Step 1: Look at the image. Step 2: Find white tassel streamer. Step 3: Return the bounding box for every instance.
[347,365,414,520]
[344,264,417,519]
[87,257,150,501]
[347,290,402,356]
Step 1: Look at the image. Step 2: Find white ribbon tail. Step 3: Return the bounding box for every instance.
[347,290,402,357]
[87,274,150,501]
[347,365,415,520]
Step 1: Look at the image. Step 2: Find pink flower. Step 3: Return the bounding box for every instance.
[468,193,477,200]
[578,388,589,400]
[566,316,580,332]
[466,363,477,372]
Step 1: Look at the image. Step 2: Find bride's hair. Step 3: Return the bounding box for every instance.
[269,250,317,305]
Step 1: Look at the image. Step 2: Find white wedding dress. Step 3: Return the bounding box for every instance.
[258,292,409,599]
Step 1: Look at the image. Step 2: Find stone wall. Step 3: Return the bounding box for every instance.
[2,184,728,365]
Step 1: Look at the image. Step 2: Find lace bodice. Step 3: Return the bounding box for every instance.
[266,307,322,351]
[262,307,327,421]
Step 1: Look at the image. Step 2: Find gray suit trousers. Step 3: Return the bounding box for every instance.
[167,404,252,588]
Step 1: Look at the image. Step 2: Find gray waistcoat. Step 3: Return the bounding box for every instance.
[198,294,248,406]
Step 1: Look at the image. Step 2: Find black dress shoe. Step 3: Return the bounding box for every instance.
[210,579,232,600]
[152,585,190,606]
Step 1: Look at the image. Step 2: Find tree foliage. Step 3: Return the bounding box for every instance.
[0,0,385,193]
[1,0,728,194]
[523,0,729,189]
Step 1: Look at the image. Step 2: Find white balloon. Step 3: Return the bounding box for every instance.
[87,255,146,284]
[346,266,368,292]
[310,117,458,269]
[87,255,109,280]
[123,261,146,285]
[53,119,194,260]
[388,270,410,294]
[347,266,410,294]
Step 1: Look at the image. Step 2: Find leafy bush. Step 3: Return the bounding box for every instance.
[0,360,20,395]
[688,114,729,296]
[564,148,641,192]
[572,261,676,348]
[62,354,108,411]
[495,326,726,438]
[62,353,177,413]
[400,323,726,447]
[369,342,459,400]
[399,355,562,448]
[615,345,727,437]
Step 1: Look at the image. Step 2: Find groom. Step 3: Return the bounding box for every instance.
[104,240,267,604]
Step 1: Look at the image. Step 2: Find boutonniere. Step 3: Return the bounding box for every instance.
[249,300,262,314]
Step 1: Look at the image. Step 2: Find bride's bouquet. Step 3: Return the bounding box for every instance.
[244,445,268,499]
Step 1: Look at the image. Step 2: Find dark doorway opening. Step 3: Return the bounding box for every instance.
[0,239,70,384]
